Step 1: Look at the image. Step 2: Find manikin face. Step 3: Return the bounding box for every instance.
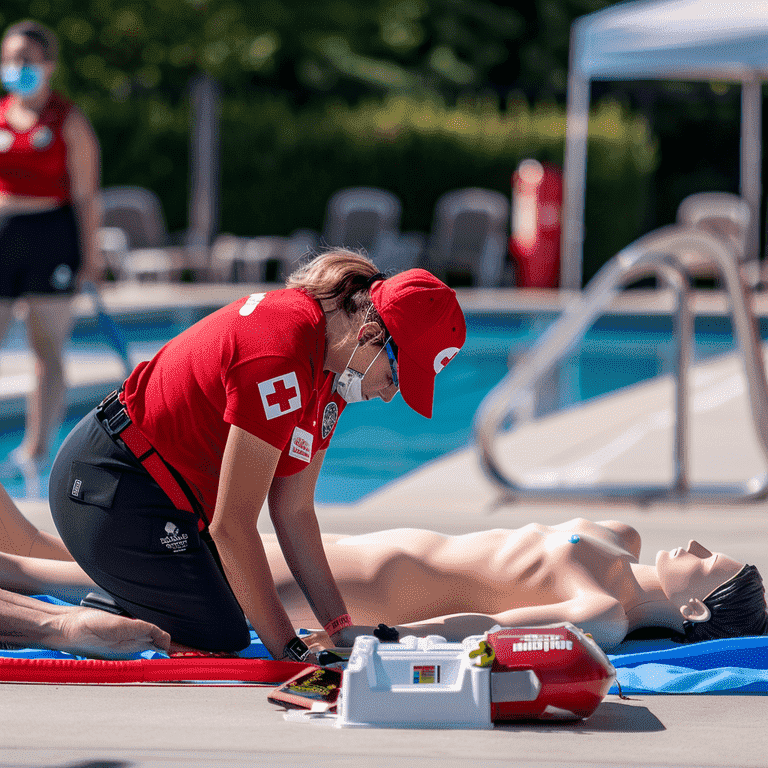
[656,541,743,622]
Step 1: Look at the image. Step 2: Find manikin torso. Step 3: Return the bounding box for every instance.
[265,518,646,643]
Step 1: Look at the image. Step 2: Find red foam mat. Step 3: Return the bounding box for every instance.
[0,657,310,684]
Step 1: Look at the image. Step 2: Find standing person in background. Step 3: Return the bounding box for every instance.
[0,19,101,465]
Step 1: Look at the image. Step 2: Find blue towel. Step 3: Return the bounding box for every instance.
[607,635,768,694]
[3,597,767,693]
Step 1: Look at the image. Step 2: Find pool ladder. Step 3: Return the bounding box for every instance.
[473,226,768,502]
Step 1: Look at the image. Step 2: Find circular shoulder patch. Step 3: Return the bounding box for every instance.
[0,129,14,152]
[31,126,53,149]
[50,264,73,290]
[322,401,339,439]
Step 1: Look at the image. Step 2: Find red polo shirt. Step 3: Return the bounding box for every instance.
[122,289,345,521]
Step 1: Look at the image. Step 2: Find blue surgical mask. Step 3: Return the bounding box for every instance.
[1,64,45,96]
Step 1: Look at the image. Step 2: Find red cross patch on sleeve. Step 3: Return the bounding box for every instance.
[258,372,302,420]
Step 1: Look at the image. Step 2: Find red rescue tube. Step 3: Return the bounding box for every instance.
[0,657,310,684]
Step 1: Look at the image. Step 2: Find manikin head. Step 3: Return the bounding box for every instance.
[656,541,768,642]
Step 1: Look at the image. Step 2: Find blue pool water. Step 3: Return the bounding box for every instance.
[0,308,757,503]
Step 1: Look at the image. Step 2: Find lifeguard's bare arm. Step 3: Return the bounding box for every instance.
[209,425,298,658]
[269,450,366,643]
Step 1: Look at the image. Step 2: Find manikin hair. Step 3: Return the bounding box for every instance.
[682,564,768,643]
[3,20,59,61]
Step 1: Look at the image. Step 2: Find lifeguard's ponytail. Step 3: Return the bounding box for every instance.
[287,249,383,316]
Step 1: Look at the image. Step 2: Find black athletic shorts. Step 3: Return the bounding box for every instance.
[0,206,81,298]
[49,409,251,652]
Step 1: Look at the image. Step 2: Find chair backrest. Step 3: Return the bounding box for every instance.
[98,226,129,253]
[676,192,751,263]
[429,188,510,286]
[324,187,402,254]
[101,186,168,249]
[97,226,129,276]
[210,235,292,282]
[209,234,244,281]
[284,229,319,264]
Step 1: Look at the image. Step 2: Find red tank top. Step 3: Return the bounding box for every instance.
[0,92,73,201]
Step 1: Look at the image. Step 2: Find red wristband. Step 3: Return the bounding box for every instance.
[324,613,353,635]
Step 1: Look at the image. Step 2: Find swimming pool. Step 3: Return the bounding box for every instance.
[0,307,758,503]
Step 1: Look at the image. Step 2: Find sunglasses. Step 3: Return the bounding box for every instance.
[384,337,399,389]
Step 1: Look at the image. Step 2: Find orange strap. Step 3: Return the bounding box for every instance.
[324,614,353,635]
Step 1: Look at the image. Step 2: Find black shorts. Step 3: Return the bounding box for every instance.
[0,206,82,298]
[48,409,251,653]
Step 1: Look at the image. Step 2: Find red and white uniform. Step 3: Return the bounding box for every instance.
[123,289,346,521]
[0,92,72,201]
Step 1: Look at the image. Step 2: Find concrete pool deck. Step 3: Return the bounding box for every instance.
[1,283,768,767]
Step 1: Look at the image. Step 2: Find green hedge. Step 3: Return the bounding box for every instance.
[90,93,657,285]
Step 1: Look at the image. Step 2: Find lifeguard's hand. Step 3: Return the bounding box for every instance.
[328,625,376,648]
[55,608,171,659]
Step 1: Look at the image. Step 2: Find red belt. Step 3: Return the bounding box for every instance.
[97,389,205,530]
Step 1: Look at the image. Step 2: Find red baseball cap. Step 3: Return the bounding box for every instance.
[370,269,466,418]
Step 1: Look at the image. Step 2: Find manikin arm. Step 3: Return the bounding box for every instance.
[0,486,102,604]
[395,595,628,650]
[0,483,72,560]
[0,587,170,658]
[0,550,102,606]
[0,490,171,657]
[306,595,628,652]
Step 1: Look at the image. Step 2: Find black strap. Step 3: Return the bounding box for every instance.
[373,623,400,642]
[365,272,387,288]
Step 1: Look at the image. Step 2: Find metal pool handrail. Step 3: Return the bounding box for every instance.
[473,225,768,501]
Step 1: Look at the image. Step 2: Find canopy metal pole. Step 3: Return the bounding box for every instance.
[741,77,762,262]
[562,69,590,291]
[188,73,221,274]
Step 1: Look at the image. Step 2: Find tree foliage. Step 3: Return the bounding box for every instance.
[3,0,668,284]
[0,0,617,105]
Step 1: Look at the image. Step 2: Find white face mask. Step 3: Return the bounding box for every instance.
[335,342,387,404]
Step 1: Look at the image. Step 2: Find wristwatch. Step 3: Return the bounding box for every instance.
[283,636,312,662]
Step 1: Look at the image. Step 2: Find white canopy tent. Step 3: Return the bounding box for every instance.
[562,0,768,289]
